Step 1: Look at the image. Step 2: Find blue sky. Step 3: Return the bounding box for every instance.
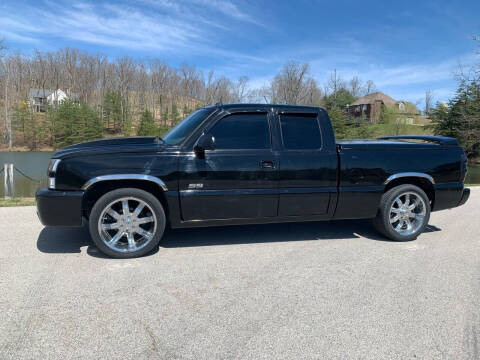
[1,0,479,107]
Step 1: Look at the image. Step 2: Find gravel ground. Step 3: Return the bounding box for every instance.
[1,188,479,359]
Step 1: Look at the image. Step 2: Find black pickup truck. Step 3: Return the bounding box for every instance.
[36,104,470,258]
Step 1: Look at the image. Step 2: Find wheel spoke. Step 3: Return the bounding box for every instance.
[122,200,130,216]
[135,228,153,240]
[395,198,403,207]
[127,231,136,249]
[395,220,404,231]
[102,222,120,230]
[390,214,400,223]
[132,204,144,219]
[391,208,401,214]
[404,218,413,231]
[408,198,420,211]
[107,208,121,220]
[405,194,410,206]
[136,216,154,225]
[109,231,123,245]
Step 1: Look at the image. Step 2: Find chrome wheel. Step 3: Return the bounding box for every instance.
[389,192,426,236]
[98,197,157,253]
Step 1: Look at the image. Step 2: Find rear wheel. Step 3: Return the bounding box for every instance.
[88,188,166,258]
[373,184,430,241]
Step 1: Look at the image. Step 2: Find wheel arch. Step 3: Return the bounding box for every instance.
[81,175,169,219]
[383,173,435,207]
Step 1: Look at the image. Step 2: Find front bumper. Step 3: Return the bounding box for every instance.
[36,188,84,227]
[458,187,470,207]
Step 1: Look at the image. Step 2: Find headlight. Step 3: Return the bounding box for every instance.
[47,159,61,189]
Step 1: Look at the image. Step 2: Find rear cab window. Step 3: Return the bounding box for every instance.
[279,113,322,150]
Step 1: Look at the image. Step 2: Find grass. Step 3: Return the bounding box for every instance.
[336,123,433,140]
[0,197,36,207]
[366,123,432,138]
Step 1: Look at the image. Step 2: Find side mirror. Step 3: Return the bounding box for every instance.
[194,134,215,158]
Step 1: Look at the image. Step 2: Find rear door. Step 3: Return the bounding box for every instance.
[276,110,337,216]
[179,110,279,221]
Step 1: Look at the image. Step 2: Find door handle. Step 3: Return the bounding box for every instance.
[260,160,275,169]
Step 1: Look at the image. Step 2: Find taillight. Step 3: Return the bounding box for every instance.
[460,151,468,182]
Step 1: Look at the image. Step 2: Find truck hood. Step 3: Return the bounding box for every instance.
[53,137,162,159]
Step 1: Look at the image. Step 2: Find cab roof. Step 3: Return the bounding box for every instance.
[206,103,325,113]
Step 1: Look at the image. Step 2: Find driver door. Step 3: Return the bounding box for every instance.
[178,111,278,221]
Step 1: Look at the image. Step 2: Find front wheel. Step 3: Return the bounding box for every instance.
[373,184,431,242]
[88,188,166,258]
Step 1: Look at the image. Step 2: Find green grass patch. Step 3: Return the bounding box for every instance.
[0,197,36,207]
[366,123,432,138]
[335,123,433,140]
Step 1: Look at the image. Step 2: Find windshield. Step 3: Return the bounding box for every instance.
[163,108,215,145]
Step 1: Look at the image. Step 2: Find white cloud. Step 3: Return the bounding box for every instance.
[189,0,262,26]
[0,0,264,55]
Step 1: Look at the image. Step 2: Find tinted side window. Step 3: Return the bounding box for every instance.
[280,114,322,150]
[208,113,270,150]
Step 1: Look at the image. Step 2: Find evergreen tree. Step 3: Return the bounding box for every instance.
[171,104,180,125]
[328,107,348,139]
[12,105,44,150]
[161,107,169,127]
[49,100,103,148]
[430,78,480,158]
[12,106,28,142]
[324,88,356,111]
[183,105,191,119]
[80,103,103,143]
[137,110,157,136]
[103,91,123,132]
[429,103,460,138]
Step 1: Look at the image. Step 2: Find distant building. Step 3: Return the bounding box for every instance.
[28,88,77,112]
[346,92,397,123]
[346,91,421,124]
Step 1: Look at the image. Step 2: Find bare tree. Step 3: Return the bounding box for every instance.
[114,56,136,130]
[232,76,250,102]
[424,89,435,116]
[474,35,480,74]
[267,61,321,105]
[363,80,377,95]
[348,76,363,98]
[325,69,345,98]
[0,39,12,148]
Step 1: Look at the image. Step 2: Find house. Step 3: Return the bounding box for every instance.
[346,91,421,124]
[28,88,75,112]
[346,92,398,123]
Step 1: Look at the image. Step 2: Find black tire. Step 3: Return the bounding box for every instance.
[373,184,431,242]
[88,188,166,258]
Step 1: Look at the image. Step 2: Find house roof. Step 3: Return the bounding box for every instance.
[29,88,54,98]
[29,88,80,100]
[351,91,398,106]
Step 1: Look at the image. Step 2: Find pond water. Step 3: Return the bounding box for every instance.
[1,151,479,197]
[0,152,52,197]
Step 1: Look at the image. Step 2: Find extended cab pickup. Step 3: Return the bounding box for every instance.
[36,104,470,258]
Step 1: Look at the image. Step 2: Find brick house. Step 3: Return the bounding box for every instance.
[346,91,400,123]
